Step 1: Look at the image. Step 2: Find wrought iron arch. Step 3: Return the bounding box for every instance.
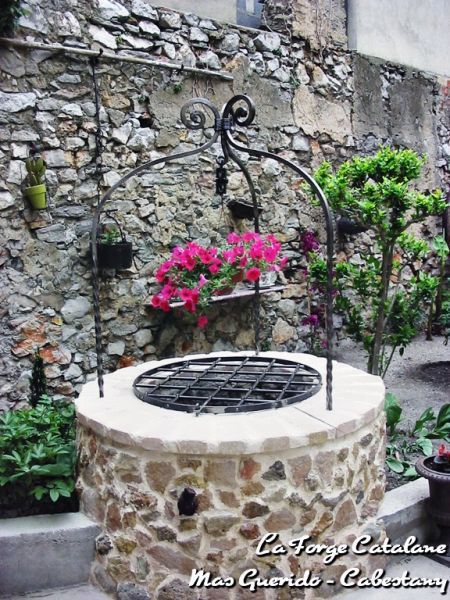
[91,95,335,409]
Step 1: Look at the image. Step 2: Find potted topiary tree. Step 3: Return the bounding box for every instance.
[24,148,47,210]
[416,442,450,565]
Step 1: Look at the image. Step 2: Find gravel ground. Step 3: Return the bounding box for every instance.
[334,335,449,424]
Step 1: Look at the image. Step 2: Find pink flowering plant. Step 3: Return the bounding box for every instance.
[433,443,450,473]
[151,232,287,328]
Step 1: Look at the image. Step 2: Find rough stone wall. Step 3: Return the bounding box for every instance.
[0,0,447,408]
[77,412,386,599]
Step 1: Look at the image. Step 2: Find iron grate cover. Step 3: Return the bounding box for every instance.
[133,356,322,415]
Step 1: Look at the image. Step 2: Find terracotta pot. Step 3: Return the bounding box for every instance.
[416,456,450,564]
[96,241,133,270]
[212,286,234,296]
[232,271,244,285]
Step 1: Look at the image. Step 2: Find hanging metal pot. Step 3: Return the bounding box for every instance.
[97,241,133,270]
[95,214,133,270]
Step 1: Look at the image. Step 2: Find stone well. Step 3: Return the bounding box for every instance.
[75,351,386,599]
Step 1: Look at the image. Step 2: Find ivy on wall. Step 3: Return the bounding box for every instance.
[0,0,25,36]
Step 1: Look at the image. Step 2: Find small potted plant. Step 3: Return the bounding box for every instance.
[24,148,47,210]
[416,443,450,563]
[150,232,287,328]
[97,224,133,270]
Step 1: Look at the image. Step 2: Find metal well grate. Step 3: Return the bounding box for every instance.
[133,356,321,415]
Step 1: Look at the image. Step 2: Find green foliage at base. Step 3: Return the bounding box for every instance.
[0,397,76,505]
[385,393,450,479]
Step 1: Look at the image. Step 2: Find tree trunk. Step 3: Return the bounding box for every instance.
[368,243,394,375]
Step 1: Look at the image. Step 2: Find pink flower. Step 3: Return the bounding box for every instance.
[180,288,199,303]
[301,231,320,254]
[245,267,261,282]
[151,294,161,308]
[155,260,174,282]
[199,274,208,288]
[160,299,170,312]
[302,314,319,327]
[263,246,278,262]
[239,256,248,267]
[249,242,263,260]
[181,254,196,271]
[197,315,208,328]
[198,248,213,264]
[208,259,222,274]
[227,232,241,244]
[160,284,176,300]
[184,299,196,313]
[222,249,236,264]
[179,288,192,301]
[242,231,258,243]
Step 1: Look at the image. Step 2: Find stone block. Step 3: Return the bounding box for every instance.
[293,86,352,144]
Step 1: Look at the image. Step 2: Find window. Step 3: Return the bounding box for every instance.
[156,0,263,28]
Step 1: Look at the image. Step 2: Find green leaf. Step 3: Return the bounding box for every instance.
[416,438,433,456]
[384,393,402,433]
[403,465,419,478]
[32,486,47,500]
[412,407,435,435]
[49,489,60,502]
[436,404,450,428]
[386,457,405,473]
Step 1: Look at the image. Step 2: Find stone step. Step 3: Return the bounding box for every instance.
[0,512,100,597]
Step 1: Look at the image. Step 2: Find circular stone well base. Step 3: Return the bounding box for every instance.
[76,351,387,600]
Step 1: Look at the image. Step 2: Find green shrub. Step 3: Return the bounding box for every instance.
[0,397,76,507]
[312,147,446,375]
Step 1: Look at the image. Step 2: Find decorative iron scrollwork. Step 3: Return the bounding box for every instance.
[222,94,256,127]
[180,98,220,130]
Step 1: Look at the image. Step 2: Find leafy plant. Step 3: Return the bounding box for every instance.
[312,147,446,375]
[99,225,122,245]
[384,392,402,435]
[29,351,47,408]
[172,83,183,94]
[0,0,26,36]
[384,393,450,479]
[427,236,449,338]
[25,154,46,187]
[0,397,76,506]
[441,297,450,344]
[433,443,450,474]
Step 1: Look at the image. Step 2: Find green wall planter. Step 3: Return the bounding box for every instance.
[24,184,47,210]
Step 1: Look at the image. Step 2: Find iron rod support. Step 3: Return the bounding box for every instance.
[0,37,234,81]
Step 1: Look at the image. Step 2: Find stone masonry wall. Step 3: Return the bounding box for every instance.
[0,0,448,408]
[77,412,386,599]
